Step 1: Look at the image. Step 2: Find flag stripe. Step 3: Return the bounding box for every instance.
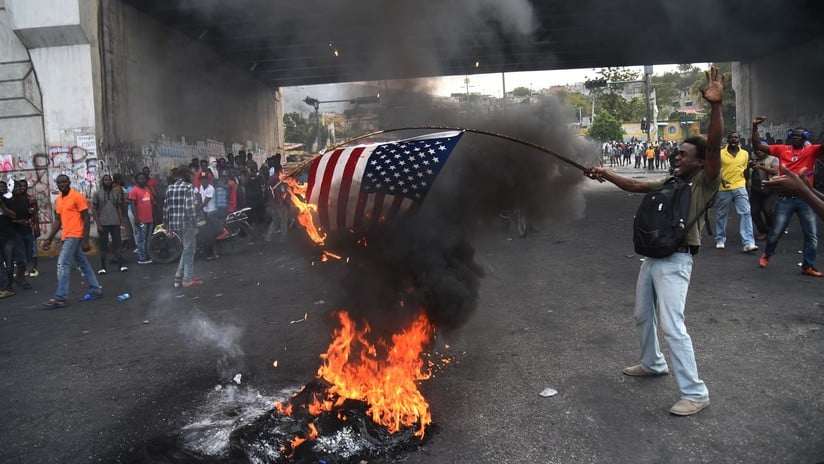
[305,156,322,202]
[371,193,386,227]
[353,190,369,230]
[344,148,373,230]
[336,146,365,229]
[316,148,345,232]
[388,195,405,220]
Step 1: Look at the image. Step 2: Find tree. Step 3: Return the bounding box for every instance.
[587,111,625,142]
[651,65,702,117]
[555,89,592,121]
[583,67,641,122]
[511,86,532,98]
[284,111,325,148]
[690,62,736,134]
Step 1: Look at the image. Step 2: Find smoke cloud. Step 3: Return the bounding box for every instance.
[319,92,597,336]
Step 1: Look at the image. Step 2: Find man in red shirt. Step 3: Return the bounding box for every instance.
[129,173,155,264]
[752,118,824,276]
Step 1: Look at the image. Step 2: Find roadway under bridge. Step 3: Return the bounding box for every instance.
[0,0,823,227]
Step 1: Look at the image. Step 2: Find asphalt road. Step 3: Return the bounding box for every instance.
[1,166,822,464]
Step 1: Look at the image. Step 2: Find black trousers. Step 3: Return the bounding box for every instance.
[0,236,15,291]
[749,190,775,235]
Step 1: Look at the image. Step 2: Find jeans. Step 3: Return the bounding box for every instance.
[55,237,101,301]
[14,231,35,269]
[634,252,708,402]
[715,188,755,246]
[134,222,151,261]
[764,196,818,268]
[174,226,196,281]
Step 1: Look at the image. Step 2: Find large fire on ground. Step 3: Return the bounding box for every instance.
[273,310,436,459]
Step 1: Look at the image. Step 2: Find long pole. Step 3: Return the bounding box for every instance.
[464,76,471,111]
[293,126,589,175]
[501,72,506,113]
[591,95,595,121]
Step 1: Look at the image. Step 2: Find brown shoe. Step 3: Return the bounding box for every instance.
[801,267,823,277]
[669,399,710,416]
[622,364,670,376]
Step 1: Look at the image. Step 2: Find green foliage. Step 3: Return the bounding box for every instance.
[584,67,643,122]
[690,62,736,133]
[587,111,625,142]
[555,89,592,120]
[511,86,532,98]
[650,65,702,117]
[284,111,324,148]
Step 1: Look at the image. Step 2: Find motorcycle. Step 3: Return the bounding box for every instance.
[147,207,255,264]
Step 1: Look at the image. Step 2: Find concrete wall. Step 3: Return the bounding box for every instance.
[0,0,51,235]
[0,1,45,155]
[101,0,278,174]
[734,38,824,142]
[4,0,100,237]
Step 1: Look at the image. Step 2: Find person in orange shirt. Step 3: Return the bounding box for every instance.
[42,174,102,308]
[645,145,655,170]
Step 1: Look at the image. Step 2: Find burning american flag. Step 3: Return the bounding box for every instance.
[306,131,464,233]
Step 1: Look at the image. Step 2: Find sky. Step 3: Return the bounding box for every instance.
[283,63,707,115]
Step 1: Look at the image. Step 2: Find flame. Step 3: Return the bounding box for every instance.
[309,310,435,438]
[284,422,319,457]
[321,250,342,262]
[275,400,293,416]
[283,176,326,245]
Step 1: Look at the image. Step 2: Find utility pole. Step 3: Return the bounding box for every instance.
[643,65,653,142]
[304,95,379,152]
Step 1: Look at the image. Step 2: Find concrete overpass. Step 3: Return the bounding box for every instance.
[0,0,823,234]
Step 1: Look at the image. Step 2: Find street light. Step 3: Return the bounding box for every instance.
[303,94,380,151]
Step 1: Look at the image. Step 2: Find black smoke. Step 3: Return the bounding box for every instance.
[318,94,598,335]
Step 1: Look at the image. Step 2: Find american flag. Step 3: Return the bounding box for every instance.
[306,131,464,233]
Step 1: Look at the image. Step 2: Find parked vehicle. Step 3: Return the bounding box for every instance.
[147,207,255,264]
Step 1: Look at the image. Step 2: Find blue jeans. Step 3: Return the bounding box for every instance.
[55,237,101,301]
[174,226,196,281]
[764,196,818,268]
[134,222,151,261]
[14,232,35,269]
[715,188,755,246]
[634,252,708,402]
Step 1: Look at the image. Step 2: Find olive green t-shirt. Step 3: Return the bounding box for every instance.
[647,169,721,247]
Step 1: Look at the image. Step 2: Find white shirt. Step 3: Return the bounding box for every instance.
[199,184,216,213]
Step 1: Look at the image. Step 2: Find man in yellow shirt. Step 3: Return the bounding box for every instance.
[645,145,655,170]
[715,132,758,252]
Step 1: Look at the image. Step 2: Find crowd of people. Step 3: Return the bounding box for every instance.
[0,150,295,302]
[602,139,682,171]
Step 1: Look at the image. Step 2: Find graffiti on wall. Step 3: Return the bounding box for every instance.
[48,144,98,197]
[0,153,53,236]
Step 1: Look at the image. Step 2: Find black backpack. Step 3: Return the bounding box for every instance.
[633,177,703,258]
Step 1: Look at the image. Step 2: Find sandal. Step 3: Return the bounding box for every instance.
[182,278,204,288]
[43,298,67,309]
[174,275,182,288]
[81,293,104,301]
